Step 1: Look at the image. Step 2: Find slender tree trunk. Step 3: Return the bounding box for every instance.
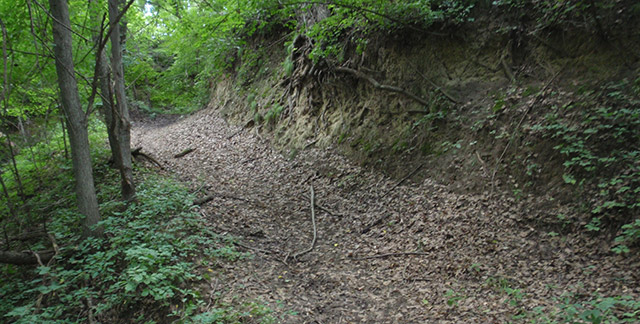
[49,0,101,238]
[88,0,120,170]
[0,167,15,219]
[0,18,25,200]
[108,0,135,201]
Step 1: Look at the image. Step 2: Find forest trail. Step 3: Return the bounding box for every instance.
[132,109,636,323]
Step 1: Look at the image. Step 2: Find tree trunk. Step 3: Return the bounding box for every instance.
[0,18,25,201]
[109,0,135,201]
[49,0,101,238]
[88,0,120,171]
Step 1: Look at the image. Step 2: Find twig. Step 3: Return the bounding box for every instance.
[46,233,59,266]
[351,251,431,260]
[304,139,318,149]
[292,185,317,259]
[227,128,244,140]
[361,163,424,234]
[190,182,208,195]
[475,150,488,177]
[490,66,565,191]
[381,163,424,199]
[335,67,430,107]
[174,148,194,158]
[301,194,342,217]
[241,157,259,164]
[194,191,251,206]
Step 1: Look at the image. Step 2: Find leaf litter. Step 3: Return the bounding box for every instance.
[132,108,638,323]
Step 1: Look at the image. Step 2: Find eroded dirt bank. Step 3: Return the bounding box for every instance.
[132,109,637,323]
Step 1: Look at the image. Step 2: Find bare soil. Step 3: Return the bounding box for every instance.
[132,108,638,323]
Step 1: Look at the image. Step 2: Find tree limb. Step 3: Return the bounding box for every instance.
[174,148,195,158]
[131,147,163,169]
[351,251,431,260]
[293,185,317,259]
[0,250,54,265]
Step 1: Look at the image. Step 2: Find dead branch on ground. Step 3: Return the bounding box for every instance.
[227,128,244,140]
[361,163,424,234]
[292,185,317,260]
[131,147,163,169]
[0,249,54,265]
[174,147,194,158]
[351,251,431,260]
[194,191,251,206]
[300,194,342,217]
[380,163,424,199]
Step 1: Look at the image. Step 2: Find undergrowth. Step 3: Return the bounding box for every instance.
[533,78,640,252]
[0,124,274,323]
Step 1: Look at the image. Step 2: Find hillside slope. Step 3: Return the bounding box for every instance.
[209,4,640,253]
[133,109,637,322]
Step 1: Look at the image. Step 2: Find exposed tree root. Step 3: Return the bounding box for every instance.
[335,67,430,107]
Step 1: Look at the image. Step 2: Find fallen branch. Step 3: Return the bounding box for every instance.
[380,163,424,199]
[194,191,251,206]
[351,251,431,260]
[335,67,430,107]
[227,128,244,140]
[361,163,424,234]
[301,194,342,217]
[174,147,194,158]
[0,249,54,265]
[292,185,317,259]
[132,147,163,169]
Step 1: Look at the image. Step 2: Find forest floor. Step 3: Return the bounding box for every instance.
[132,108,638,323]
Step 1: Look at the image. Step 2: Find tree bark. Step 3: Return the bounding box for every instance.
[49,0,101,238]
[108,0,135,201]
[87,0,121,173]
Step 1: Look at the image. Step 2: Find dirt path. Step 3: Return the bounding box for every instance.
[132,109,637,323]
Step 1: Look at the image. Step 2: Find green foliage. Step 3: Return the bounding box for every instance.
[528,292,640,324]
[305,0,475,62]
[490,0,638,33]
[444,288,466,306]
[0,125,269,322]
[533,79,640,250]
[264,104,285,125]
[0,171,265,322]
